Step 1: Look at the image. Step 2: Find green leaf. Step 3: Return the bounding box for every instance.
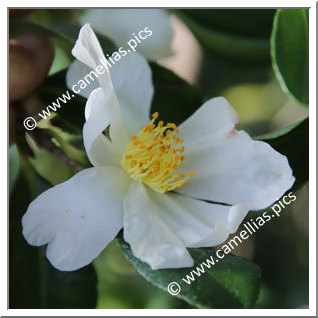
[271,9,309,106]
[176,9,274,63]
[9,144,20,192]
[25,133,76,185]
[37,118,90,167]
[178,9,276,38]
[49,44,73,76]
[9,163,42,308]
[117,237,261,309]
[41,258,98,309]
[256,117,309,190]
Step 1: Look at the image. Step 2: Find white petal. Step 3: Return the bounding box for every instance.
[179,97,239,148]
[148,190,249,248]
[177,97,295,210]
[66,60,99,99]
[67,53,154,137]
[72,24,129,153]
[80,9,174,61]
[108,52,154,136]
[22,167,129,271]
[83,87,122,167]
[123,182,193,269]
[72,24,114,94]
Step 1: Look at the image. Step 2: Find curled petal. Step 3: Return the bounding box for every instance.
[71,23,128,153]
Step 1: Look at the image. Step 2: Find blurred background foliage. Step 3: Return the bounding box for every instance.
[9,8,309,309]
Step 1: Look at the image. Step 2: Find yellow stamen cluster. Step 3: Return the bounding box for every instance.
[121,112,194,193]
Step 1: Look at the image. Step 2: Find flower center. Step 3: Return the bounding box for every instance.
[121,112,194,193]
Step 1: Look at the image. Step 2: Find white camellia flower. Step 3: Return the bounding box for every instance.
[80,9,173,61]
[22,24,295,271]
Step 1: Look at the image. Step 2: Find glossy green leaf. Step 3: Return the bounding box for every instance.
[26,133,76,185]
[256,117,309,190]
[117,237,261,309]
[9,144,20,192]
[271,9,309,106]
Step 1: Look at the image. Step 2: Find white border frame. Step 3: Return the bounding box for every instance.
[3,1,316,316]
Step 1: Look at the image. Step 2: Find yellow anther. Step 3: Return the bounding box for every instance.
[159,146,166,153]
[173,175,179,180]
[158,121,164,128]
[148,154,154,160]
[162,185,169,192]
[177,146,184,153]
[177,180,188,188]
[170,148,176,154]
[150,141,160,147]
[125,154,132,159]
[131,135,137,141]
[152,112,159,119]
[189,171,195,177]
[131,160,137,167]
[167,123,177,130]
